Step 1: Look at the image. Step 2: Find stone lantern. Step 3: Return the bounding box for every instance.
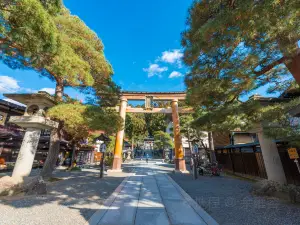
[4,92,58,180]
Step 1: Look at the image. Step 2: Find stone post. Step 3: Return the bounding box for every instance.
[12,128,41,178]
[171,99,187,172]
[111,97,127,172]
[257,132,287,184]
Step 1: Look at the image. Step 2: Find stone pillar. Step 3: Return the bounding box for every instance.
[111,97,127,172]
[171,99,187,172]
[257,132,287,184]
[12,128,41,179]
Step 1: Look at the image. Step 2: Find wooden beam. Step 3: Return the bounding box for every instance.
[115,107,193,114]
[120,91,186,101]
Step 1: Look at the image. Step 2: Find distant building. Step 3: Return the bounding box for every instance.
[143,137,154,150]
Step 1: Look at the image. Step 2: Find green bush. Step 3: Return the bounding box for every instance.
[104,155,114,167]
[6,163,15,170]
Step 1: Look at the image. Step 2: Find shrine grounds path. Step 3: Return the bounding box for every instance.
[0,165,130,225]
[170,172,300,225]
[88,161,217,225]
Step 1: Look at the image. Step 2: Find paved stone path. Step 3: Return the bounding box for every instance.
[0,166,129,225]
[170,172,300,225]
[88,162,217,225]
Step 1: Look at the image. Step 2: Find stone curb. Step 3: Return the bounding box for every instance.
[86,176,130,225]
[166,174,219,225]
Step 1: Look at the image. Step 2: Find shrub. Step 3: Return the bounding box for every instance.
[104,155,114,167]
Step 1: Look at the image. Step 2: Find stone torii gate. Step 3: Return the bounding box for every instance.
[111,91,192,173]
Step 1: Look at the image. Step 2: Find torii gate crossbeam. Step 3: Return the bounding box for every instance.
[110,91,190,173]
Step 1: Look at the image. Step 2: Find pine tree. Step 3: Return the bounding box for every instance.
[1,1,117,177]
[182,0,300,107]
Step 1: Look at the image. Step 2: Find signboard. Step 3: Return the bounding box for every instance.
[193,144,199,154]
[0,112,7,126]
[288,148,299,159]
[145,96,153,109]
[100,143,106,153]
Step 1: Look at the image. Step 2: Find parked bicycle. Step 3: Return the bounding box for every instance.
[199,162,222,176]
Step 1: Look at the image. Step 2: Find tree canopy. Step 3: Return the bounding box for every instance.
[125,113,147,145]
[153,131,174,150]
[0,0,61,69]
[0,1,116,102]
[46,102,123,143]
[144,113,168,137]
[182,0,300,108]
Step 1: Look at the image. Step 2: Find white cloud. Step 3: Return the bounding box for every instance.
[3,98,26,107]
[39,88,55,95]
[24,88,38,93]
[0,76,20,93]
[169,71,183,78]
[143,64,168,78]
[160,49,183,64]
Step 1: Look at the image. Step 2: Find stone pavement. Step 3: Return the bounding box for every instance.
[88,162,218,225]
[0,166,129,225]
[170,172,300,225]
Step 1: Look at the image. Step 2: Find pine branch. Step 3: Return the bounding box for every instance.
[254,57,290,76]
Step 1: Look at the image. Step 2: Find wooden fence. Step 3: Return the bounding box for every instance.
[216,144,267,179]
[216,143,300,185]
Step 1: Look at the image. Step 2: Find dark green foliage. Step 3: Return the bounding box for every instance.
[47,102,123,143]
[144,113,167,137]
[153,131,174,150]
[182,0,300,107]
[125,113,147,142]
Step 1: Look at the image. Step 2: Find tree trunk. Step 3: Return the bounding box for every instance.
[55,78,64,102]
[187,128,193,154]
[208,131,216,162]
[131,137,134,158]
[70,143,77,169]
[40,80,64,179]
[131,137,134,151]
[286,54,300,84]
[40,123,62,179]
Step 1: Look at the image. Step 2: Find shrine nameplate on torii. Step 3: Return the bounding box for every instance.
[110,91,192,173]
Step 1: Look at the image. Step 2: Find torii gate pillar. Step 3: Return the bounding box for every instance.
[111,97,127,172]
[171,99,187,172]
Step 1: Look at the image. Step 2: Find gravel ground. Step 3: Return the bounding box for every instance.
[170,172,300,225]
[0,166,131,225]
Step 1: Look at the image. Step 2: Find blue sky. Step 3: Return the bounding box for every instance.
[0,0,277,105]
